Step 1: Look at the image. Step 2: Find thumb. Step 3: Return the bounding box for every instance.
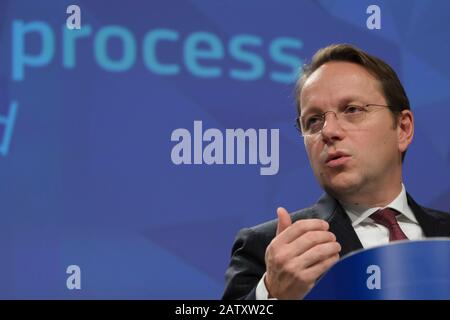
[276,207,292,236]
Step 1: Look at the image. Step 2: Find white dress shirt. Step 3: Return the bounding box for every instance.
[255,184,425,299]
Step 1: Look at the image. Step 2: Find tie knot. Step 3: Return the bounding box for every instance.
[370,208,408,242]
[370,208,399,227]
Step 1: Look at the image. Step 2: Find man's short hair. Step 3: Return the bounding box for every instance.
[295,43,410,161]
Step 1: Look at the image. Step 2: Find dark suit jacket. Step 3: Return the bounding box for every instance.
[222,193,450,300]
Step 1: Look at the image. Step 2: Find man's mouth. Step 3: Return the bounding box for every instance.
[325,152,351,168]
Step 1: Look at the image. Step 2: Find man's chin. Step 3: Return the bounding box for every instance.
[321,176,362,197]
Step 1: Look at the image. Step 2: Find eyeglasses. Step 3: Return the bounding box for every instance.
[295,104,398,137]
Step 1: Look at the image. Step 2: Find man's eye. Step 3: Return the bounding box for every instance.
[306,116,321,128]
[344,105,365,114]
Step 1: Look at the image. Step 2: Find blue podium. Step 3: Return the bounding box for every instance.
[305,239,450,299]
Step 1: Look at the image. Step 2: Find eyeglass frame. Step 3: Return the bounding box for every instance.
[294,103,404,137]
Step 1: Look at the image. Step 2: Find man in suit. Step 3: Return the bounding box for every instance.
[222,44,450,300]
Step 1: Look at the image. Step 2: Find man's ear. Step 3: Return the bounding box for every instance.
[397,110,414,153]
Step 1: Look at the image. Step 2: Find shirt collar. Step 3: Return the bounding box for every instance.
[341,183,418,227]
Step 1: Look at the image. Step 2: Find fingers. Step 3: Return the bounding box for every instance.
[266,207,341,300]
[275,218,329,244]
[300,253,340,285]
[276,207,292,236]
[269,230,338,266]
[286,230,337,258]
[296,241,341,269]
[265,241,340,299]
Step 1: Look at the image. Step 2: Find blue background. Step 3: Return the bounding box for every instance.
[0,0,449,299]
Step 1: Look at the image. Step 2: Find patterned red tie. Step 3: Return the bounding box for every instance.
[370,208,409,242]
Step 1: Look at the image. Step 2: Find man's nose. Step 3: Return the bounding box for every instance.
[321,112,345,142]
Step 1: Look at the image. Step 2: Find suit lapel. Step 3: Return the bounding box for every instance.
[407,193,450,237]
[313,194,363,257]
